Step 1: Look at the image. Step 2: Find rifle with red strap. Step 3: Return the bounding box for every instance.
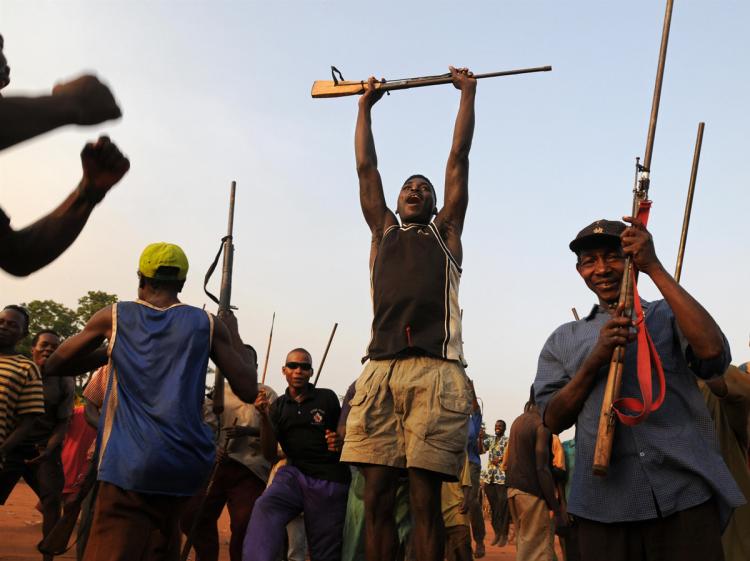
[592,0,674,477]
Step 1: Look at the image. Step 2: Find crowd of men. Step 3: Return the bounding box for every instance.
[1,29,749,561]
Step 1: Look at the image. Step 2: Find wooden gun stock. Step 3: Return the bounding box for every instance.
[311,65,552,98]
[593,346,626,476]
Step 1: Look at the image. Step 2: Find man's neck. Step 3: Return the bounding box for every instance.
[598,298,619,314]
[0,345,17,356]
[288,383,311,401]
[139,289,181,309]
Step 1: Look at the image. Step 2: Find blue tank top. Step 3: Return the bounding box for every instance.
[98,300,215,495]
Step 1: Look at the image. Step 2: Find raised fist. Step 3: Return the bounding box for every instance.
[52,75,121,125]
[79,136,130,203]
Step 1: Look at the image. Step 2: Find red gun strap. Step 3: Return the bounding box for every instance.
[611,200,667,426]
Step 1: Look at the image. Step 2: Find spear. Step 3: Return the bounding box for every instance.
[674,122,705,284]
[313,323,338,386]
[261,312,276,384]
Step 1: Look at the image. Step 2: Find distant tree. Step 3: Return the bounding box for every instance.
[19,291,119,392]
[76,290,118,324]
[18,300,78,356]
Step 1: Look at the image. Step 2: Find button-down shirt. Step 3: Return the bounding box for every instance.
[534,299,744,525]
[481,434,508,485]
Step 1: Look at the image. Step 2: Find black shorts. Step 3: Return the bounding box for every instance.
[0,444,65,505]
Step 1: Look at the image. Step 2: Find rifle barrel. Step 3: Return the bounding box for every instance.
[674,122,705,284]
[213,181,238,420]
[381,65,552,93]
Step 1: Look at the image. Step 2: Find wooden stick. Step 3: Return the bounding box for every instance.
[313,323,338,386]
[571,307,580,321]
[261,312,275,385]
[674,122,705,284]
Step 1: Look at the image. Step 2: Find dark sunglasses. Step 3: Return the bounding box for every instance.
[285,362,312,371]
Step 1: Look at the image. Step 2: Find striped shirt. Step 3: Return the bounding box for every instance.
[0,354,45,446]
[534,300,745,526]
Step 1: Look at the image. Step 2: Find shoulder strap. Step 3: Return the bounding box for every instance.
[612,200,666,426]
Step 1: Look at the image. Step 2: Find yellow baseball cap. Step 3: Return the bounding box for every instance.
[138,242,189,281]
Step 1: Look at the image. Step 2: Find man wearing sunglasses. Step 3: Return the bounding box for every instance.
[341,66,477,561]
[244,348,350,561]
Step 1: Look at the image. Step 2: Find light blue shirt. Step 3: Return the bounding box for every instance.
[534,300,744,525]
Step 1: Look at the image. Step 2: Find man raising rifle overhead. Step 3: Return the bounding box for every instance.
[340,66,476,561]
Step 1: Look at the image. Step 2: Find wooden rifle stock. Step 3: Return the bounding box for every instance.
[311,65,552,98]
[674,123,705,283]
[593,0,674,477]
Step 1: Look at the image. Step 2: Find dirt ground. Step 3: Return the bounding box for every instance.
[0,482,548,561]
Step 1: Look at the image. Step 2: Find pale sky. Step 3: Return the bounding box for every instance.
[1,1,749,442]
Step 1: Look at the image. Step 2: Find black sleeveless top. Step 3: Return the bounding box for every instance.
[366,222,465,363]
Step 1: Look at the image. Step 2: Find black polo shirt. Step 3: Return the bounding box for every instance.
[269,385,350,484]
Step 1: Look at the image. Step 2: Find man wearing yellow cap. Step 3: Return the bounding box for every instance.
[44,242,259,561]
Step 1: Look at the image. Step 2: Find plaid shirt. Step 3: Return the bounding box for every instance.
[480,435,508,485]
[534,299,745,525]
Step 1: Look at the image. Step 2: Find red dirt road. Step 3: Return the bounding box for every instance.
[1,482,529,560]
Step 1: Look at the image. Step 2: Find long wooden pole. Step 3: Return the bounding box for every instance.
[313,323,338,386]
[674,122,705,283]
[261,312,275,384]
[593,0,674,477]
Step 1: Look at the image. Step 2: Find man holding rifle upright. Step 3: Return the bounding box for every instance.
[42,242,258,561]
[340,66,476,561]
[533,219,744,561]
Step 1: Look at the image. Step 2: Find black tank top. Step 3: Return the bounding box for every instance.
[366,222,465,363]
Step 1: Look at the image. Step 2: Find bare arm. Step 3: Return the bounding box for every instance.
[45,307,113,377]
[435,66,476,263]
[543,310,636,434]
[83,400,100,429]
[355,77,397,257]
[623,217,726,363]
[0,416,38,457]
[0,75,121,151]
[45,417,71,452]
[0,136,129,276]
[535,424,561,513]
[210,312,258,404]
[254,391,279,463]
